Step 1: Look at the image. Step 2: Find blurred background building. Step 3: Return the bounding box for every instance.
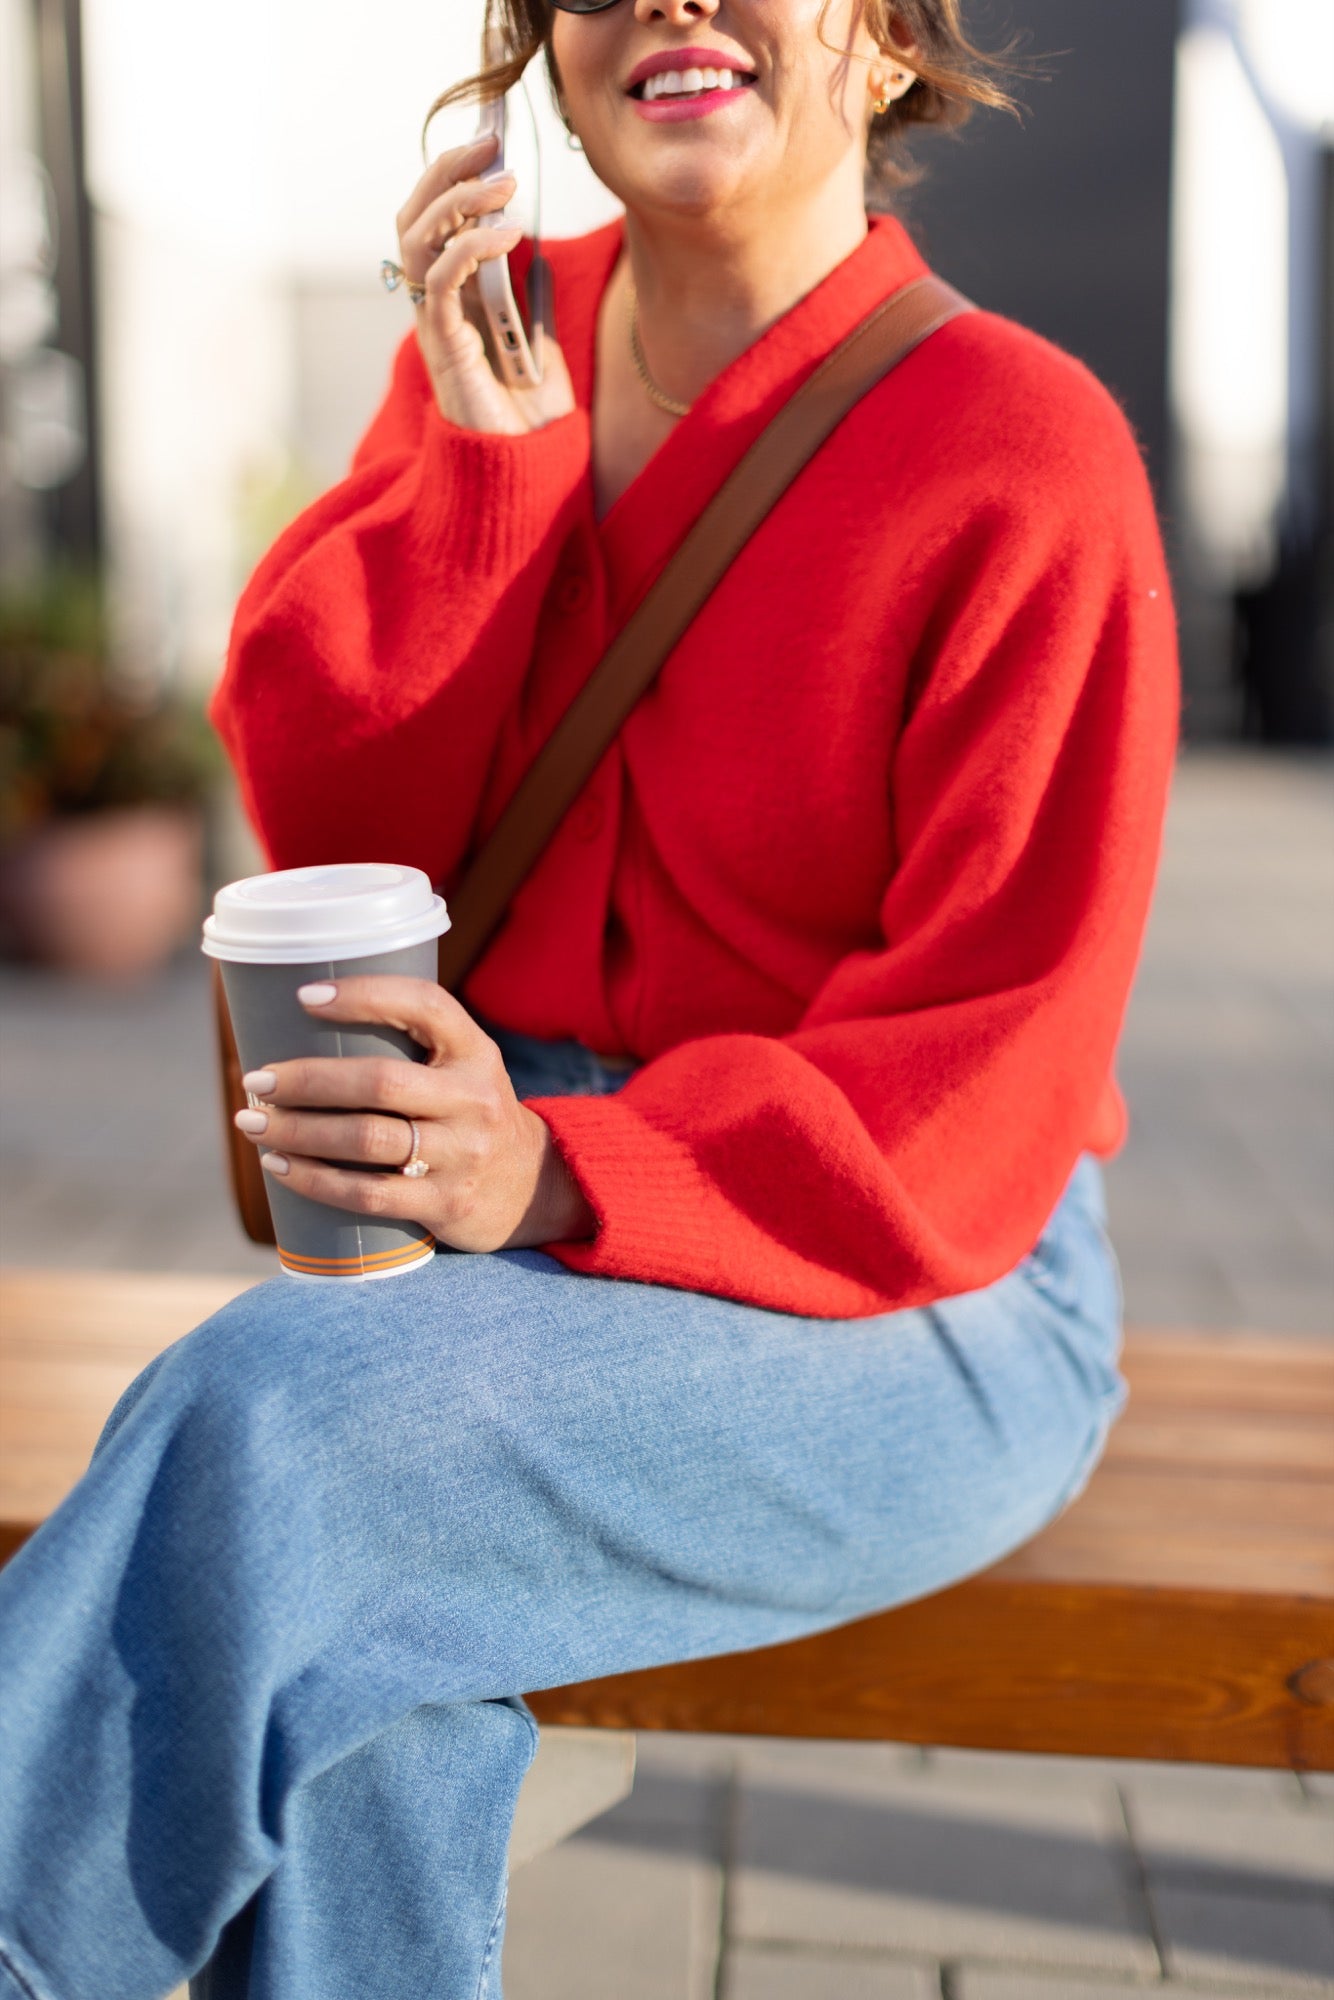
[904,0,1334,743]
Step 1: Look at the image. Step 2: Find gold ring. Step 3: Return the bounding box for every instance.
[382,259,427,307]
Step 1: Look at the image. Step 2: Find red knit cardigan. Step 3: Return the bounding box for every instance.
[210,214,1179,1319]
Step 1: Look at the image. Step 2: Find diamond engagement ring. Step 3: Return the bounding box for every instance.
[399,1118,431,1178]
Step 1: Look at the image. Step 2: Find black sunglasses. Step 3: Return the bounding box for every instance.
[549,0,627,11]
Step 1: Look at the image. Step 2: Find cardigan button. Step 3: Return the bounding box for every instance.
[570,795,605,841]
[555,571,592,614]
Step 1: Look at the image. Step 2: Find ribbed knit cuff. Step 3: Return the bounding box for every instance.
[413,407,591,575]
[525,1092,731,1295]
[529,1090,913,1318]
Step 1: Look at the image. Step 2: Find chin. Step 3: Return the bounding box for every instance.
[604,148,754,224]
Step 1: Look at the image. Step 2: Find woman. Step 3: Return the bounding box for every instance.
[0,2,1177,1996]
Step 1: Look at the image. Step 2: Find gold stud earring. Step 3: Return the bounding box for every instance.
[872,67,906,114]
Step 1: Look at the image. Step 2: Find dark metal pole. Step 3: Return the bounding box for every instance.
[32,0,100,562]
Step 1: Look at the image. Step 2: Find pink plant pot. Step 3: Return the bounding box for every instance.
[0,805,205,979]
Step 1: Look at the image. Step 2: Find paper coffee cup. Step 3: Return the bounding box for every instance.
[203,863,451,1281]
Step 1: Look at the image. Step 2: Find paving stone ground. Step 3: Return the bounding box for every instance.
[1101,752,1333,1337]
[3,748,1332,1996]
[500,1741,1334,1998]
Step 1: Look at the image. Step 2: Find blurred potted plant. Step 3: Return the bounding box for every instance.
[0,567,221,977]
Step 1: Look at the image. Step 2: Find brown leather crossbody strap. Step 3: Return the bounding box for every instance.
[436,273,973,990]
[219,273,972,1247]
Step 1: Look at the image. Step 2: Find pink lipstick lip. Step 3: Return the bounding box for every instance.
[630,85,752,122]
[625,44,757,91]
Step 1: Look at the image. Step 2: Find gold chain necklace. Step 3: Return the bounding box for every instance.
[625,280,692,419]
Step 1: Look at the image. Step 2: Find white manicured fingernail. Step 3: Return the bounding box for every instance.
[243,1070,277,1095]
[297,982,337,1005]
[260,1152,290,1176]
[234,1109,268,1134]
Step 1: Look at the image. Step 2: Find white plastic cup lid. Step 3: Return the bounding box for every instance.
[202,862,451,964]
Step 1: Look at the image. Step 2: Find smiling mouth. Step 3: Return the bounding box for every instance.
[629,66,758,104]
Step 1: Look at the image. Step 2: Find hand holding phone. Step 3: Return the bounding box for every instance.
[391,127,572,437]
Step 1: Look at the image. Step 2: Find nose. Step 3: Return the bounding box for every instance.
[632,0,720,20]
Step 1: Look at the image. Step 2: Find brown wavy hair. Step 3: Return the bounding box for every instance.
[424,2,1019,195]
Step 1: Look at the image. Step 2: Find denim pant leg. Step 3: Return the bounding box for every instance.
[0,1036,1125,2000]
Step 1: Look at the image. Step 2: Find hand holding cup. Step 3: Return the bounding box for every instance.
[237,975,596,1254]
[205,862,591,1278]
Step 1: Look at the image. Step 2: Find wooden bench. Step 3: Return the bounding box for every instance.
[2,1268,1331,1772]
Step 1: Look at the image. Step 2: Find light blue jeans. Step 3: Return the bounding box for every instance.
[0,1025,1126,2000]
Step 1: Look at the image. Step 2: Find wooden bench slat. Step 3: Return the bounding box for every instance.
[1113,1376,1334,1416]
[1101,1419,1334,1479]
[1118,1329,1334,1403]
[1002,1529,1334,1595]
[527,1581,1334,1769]
[2,1360,177,1409]
[1006,1478,1334,1546]
[0,1269,255,1330]
[3,1269,1331,1770]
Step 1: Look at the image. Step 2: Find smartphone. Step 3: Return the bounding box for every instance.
[475,63,545,390]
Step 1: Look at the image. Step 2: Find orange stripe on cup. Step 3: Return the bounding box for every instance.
[277,1233,435,1275]
[277,1244,434,1276]
[278,1234,434,1271]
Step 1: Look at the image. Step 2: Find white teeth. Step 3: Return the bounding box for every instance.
[641,64,748,101]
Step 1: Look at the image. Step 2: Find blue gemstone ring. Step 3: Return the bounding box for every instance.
[381,260,426,308]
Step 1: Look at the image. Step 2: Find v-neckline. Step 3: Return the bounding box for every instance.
[560,213,929,620]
